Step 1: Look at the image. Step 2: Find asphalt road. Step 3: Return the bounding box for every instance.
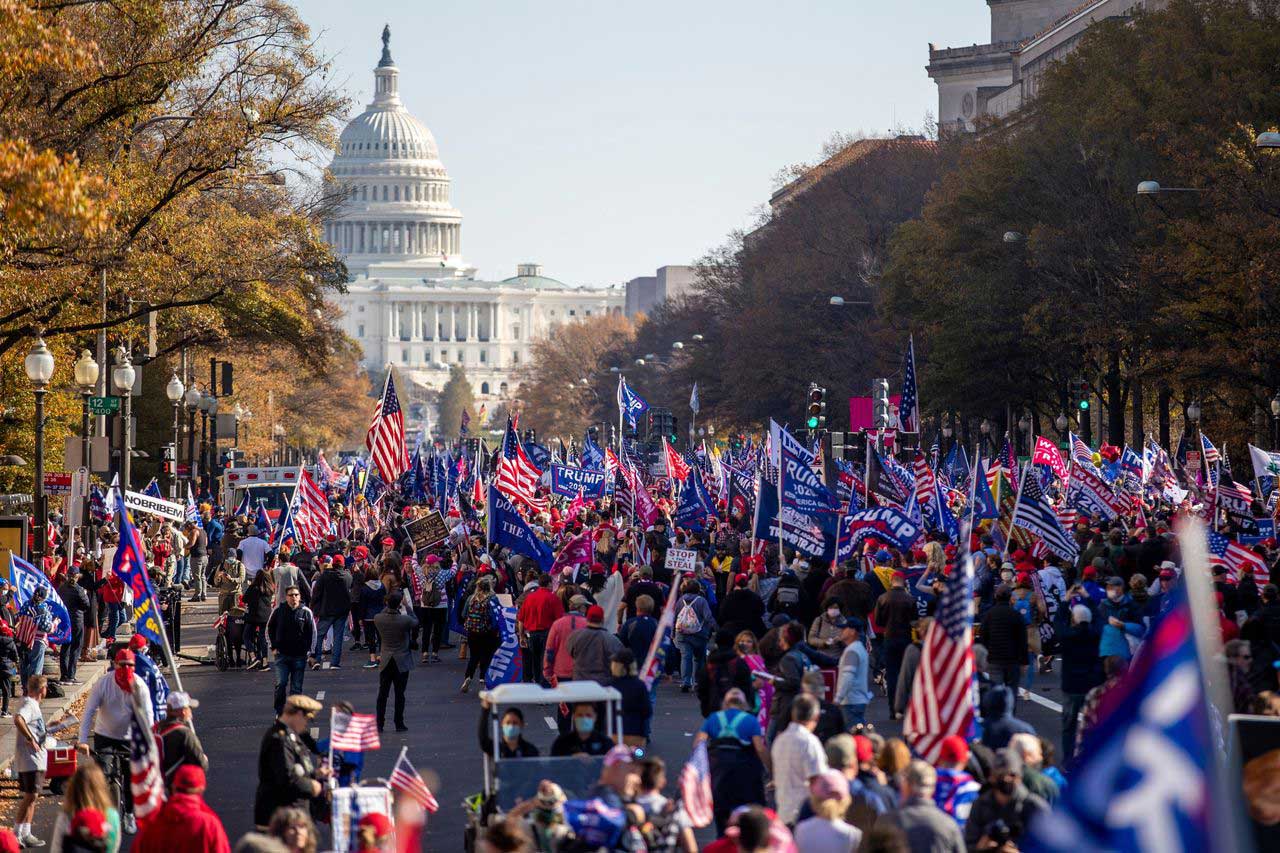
[32,601,1069,851]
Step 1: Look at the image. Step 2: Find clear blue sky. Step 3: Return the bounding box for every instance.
[296,0,987,286]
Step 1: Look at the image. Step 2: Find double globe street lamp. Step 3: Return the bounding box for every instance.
[111,347,136,491]
[166,374,185,499]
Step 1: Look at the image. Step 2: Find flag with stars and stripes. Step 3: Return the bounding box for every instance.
[389,750,438,812]
[292,467,332,551]
[899,335,920,433]
[677,742,714,828]
[1206,531,1265,583]
[1013,464,1079,563]
[366,369,409,483]
[904,518,976,762]
[1201,432,1221,464]
[495,418,546,512]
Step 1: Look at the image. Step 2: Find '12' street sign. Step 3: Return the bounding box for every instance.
[88,396,120,415]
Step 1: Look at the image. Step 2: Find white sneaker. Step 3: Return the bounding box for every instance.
[21,835,45,848]
[122,814,137,834]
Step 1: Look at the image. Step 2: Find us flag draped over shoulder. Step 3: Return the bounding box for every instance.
[904,530,976,762]
[366,369,409,482]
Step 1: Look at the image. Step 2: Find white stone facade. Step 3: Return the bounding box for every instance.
[324,27,622,422]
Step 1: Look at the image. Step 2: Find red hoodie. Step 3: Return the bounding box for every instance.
[132,792,230,853]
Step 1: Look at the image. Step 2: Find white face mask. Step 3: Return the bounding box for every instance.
[827,608,840,620]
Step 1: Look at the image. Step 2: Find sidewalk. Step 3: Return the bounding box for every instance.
[0,658,109,774]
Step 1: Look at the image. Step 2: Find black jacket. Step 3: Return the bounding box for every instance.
[980,602,1028,666]
[57,581,90,630]
[254,721,321,825]
[267,603,316,658]
[476,707,539,758]
[963,784,1049,850]
[310,570,353,619]
[244,586,274,625]
[1055,615,1103,695]
[697,646,756,717]
[874,588,917,641]
[718,588,767,638]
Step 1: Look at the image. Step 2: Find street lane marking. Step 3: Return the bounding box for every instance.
[316,691,325,700]
[544,716,557,730]
[1024,690,1062,713]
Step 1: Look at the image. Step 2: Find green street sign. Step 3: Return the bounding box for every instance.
[88,395,120,415]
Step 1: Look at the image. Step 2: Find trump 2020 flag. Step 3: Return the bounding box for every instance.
[1025,594,1214,853]
[111,486,167,647]
[8,556,71,645]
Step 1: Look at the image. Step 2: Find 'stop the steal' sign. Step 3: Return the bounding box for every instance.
[665,548,697,574]
[550,465,610,499]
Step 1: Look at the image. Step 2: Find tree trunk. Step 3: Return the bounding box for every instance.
[1104,352,1126,445]
[1131,381,1144,448]
[1158,386,1172,451]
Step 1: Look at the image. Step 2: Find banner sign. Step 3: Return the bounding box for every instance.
[123,489,185,522]
[835,508,922,563]
[550,465,610,499]
[405,511,450,552]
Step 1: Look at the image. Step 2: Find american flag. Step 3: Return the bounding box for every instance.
[677,742,714,828]
[129,688,165,820]
[366,370,409,483]
[904,525,976,763]
[495,418,546,512]
[1201,433,1221,464]
[1206,531,1264,583]
[316,450,336,490]
[663,438,691,482]
[292,468,332,551]
[899,335,919,433]
[1013,465,1080,563]
[330,708,381,751]
[389,750,438,812]
[13,615,36,647]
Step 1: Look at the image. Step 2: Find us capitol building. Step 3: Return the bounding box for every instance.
[324,26,623,423]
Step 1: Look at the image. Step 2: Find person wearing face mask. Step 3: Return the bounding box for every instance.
[1097,576,1145,662]
[962,748,1047,851]
[550,703,613,757]
[808,598,846,651]
[477,696,539,758]
[78,648,155,835]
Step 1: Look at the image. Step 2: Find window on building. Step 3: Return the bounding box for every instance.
[585,310,592,316]
[394,186,400,201]
[361,186,368,201]
[457,349,464,363]
[479,350,487,363]
[357,324,364,337]
[481,382,490,394]
[512,325,520,340]
[568,310,576,316]
[400,350,408,363]
[512,351,520,365]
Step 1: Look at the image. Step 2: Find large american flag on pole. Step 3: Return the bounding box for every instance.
[366,369,409,483]
[1206,531,1265,583]
[1013,465,1080,563]
[904,529,976,762]
[899,335,920,433]
[129,685,165,821]
[495,418,546,512]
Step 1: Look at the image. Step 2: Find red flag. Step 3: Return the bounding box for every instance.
[1032,436,1069,480]
[663,438,691,482]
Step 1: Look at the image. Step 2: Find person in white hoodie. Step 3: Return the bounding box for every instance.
[1035,562,1067,673]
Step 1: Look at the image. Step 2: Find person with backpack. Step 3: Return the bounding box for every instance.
[767,568,806,624]
[460,575,501,694]
[417,554,452,664]
[674,579,717,693]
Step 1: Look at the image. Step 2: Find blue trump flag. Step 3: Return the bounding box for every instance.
[550,465,610,499]
[485,485,554,573]
[581,433,606,471]
[9,556,72,644]
[1025,592,1216,853]
[616,376,648,429]
[110,488,167,647]
[835,508,922,563]
[675,467,715,532]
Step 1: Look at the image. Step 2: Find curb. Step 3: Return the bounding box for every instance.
[0,659,109,775]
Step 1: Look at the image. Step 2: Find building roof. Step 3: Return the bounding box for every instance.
[769,135,938,210]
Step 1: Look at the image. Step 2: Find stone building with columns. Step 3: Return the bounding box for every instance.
[325,27,622,427]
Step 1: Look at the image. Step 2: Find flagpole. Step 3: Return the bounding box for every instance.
[328,707,336,781]
[1002,460,1029,560]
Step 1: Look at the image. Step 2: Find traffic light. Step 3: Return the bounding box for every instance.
[806,384,827,430]
[830,431,845,461]
[872,378,891,429]
[1069,377,1090,412]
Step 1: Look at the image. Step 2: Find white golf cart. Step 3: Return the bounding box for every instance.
[465,681,623,851]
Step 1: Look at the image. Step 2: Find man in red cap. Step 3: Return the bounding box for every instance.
[132,765,230,853]
[566,605,623,685]
[78,647,155,834]
[933,735,981,827]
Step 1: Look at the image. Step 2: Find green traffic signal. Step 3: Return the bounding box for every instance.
[806,416,820,429]
[1079,399,1090,411]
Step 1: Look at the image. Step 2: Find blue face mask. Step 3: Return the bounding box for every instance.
[501,723,522,740]
[574,716,595,735]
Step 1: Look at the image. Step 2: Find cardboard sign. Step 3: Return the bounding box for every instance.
[405,510,450,552]
[665,548,697,574]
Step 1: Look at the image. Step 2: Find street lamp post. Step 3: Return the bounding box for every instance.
[1055,412,1069,437]
[166,374,185,500]
[184,387,201,498]
[73,349,99,545]
[1271,394,1280,448]
[111,347,136,492]
[198,394,212,492]
[24,338,55,564]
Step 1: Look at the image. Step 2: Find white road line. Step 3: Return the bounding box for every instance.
[544,716,557,730]
[316,691,325,700]
[1024,690,1062,713]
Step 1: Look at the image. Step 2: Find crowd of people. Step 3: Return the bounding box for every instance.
[8,435,1280,853]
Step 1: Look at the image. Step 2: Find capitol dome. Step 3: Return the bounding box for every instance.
[324,25,469,281]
